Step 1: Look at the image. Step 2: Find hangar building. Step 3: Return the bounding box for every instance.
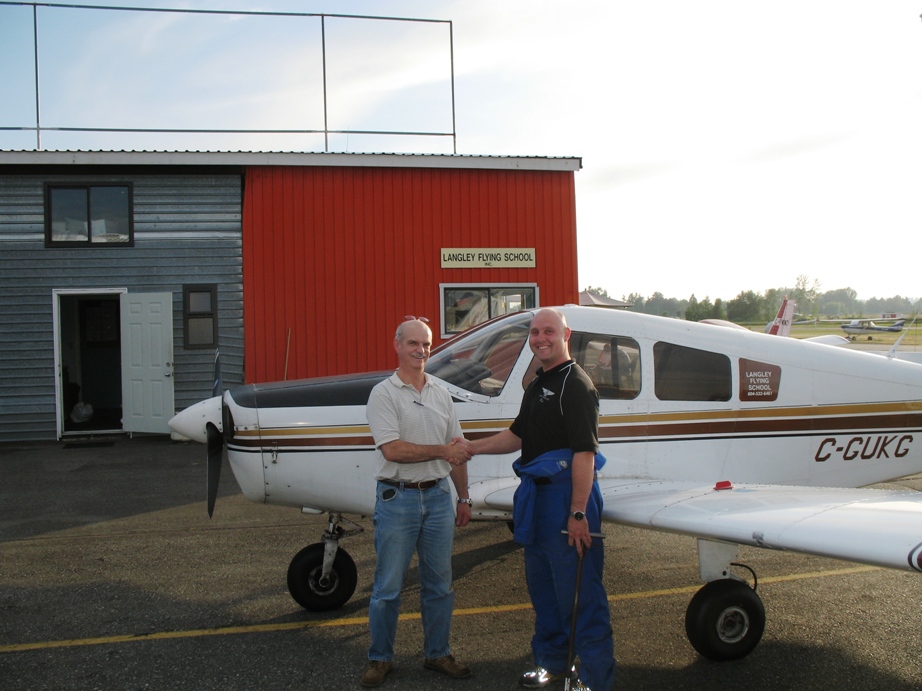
[0,150,582,442]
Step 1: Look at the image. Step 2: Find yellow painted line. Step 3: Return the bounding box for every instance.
[0,564,880,654]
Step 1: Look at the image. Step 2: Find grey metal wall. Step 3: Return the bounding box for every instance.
[0,170,244,442]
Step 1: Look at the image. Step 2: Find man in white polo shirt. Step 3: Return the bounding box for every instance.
[361,317,473,688]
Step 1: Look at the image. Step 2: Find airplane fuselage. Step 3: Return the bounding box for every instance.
[172,307,922,520]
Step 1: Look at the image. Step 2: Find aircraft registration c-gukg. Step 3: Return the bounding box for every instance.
[169,305,922,662]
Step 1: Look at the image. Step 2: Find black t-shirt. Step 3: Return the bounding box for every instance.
[510,359,600,464]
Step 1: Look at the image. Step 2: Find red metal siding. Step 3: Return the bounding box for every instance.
[242,165,578,383]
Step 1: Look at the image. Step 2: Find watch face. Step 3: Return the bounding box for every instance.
[571,511,585,521]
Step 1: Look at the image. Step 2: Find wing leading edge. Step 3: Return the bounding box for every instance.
[598,479,922,573]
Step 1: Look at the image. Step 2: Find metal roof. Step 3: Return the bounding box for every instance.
[0,150,582,172]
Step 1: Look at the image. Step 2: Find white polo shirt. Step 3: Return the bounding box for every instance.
[366,372,463,483]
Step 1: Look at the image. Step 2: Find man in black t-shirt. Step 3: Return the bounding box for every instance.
[468,308,615,691]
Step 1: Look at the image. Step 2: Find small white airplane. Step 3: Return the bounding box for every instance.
[170,305,922,662]
[841,318,905,339]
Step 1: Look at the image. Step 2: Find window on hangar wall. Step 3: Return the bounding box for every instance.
[45,183,133,246]
[184,284,218,349]
[440,284,537,337]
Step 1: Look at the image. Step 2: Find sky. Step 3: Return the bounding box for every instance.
[2,0,921,303]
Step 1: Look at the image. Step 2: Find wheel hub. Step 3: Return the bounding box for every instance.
[308,566,339,595]
[716,605,750,644]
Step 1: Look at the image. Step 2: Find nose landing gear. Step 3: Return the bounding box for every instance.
[287,513,363,611]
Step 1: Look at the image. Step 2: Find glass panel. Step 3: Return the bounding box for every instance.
[428,311,532,396]
[89,186,130,243]
[50,188,88,242]
[444,288,489,333]
[653,342,731,401]
[187,316,215,346]
[443,286,536,334]
[188,291,213,313]
[573,333,641,400]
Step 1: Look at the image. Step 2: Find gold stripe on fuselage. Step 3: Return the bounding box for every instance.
[226,401,922,448]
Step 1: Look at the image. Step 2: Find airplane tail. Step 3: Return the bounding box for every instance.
[766,297,795,337]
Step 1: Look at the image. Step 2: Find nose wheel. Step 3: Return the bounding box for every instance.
[286,512,362,611]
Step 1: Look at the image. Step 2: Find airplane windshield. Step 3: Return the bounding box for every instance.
[428,312,533,396]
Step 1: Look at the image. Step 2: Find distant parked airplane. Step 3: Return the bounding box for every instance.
[765,296,795,337]
[841,318,905,339]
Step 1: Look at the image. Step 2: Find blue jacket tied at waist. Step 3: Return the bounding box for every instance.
[511,449,607,545]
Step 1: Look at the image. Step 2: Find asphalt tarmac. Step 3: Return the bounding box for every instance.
[2,436,922,690]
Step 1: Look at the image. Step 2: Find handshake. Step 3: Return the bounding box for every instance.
[444,437,475,465]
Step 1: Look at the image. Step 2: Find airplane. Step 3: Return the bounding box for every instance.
[697,297,794,335]
[700,296,850,347]
[841,318,905,339]
[765,295,795,336]
[169,305,922,662]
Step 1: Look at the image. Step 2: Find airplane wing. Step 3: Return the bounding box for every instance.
[479,477,922,572]
[599,480,922,573]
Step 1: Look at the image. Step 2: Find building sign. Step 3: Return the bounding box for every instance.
[739,359,781,402]
[441,248,536,268]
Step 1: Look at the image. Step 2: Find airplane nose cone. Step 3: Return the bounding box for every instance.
[168,395,223,443]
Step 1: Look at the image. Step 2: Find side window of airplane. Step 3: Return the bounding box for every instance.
[548,332,641,400]
[580,334,641,400]
[653,342,731,402]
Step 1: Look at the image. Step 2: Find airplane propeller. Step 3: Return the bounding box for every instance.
[206,349,224,518]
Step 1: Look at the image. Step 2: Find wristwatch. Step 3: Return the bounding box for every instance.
[569,510,585,521]
[457,497,473,505]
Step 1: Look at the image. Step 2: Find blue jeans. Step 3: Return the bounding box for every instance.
[368,478,456,661]
[524,481,616,691]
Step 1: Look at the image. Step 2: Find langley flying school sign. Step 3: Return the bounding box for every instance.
[441,248,536,268]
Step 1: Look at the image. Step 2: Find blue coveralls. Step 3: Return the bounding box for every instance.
[513,449,616,691]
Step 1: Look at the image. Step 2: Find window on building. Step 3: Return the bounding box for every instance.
[653,342,731,401]
[184,285,218,349]
[45,184,132,246]
[441,285,537,336]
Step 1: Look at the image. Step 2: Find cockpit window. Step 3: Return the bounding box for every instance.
[427,312,532,396]
[653,341,731,401]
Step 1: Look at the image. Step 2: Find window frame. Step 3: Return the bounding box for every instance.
[44,182,134,247]
[183,284,219,350]
[439,283,539,338]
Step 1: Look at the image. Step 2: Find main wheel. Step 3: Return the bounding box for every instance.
[685,579,765,661]
[287,543,358,612]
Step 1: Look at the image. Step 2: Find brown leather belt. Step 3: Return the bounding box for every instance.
[379,478,440,490]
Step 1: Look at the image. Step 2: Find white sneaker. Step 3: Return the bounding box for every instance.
[519,666,565,688]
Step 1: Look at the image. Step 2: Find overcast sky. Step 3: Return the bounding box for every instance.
[3,0,921,303]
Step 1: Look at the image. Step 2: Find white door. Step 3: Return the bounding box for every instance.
[120,292,175,434]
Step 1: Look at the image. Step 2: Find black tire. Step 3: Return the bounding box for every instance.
[685,579,765,661]
[287,543,358,612]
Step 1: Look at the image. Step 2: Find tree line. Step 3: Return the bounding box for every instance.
[584,276,920,325]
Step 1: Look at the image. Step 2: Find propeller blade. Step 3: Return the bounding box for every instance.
[206,421,223,518]
[212,348,222,398]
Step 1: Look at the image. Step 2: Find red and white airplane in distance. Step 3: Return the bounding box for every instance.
[170,305,922,662]
[766,295,795,336]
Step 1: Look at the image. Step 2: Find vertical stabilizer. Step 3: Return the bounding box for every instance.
[766,297,795,337]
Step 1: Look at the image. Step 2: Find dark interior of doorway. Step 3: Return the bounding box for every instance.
[61,294,123,433]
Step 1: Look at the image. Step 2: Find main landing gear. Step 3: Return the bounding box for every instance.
[684,539,766,661]
[287,513,363,611]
